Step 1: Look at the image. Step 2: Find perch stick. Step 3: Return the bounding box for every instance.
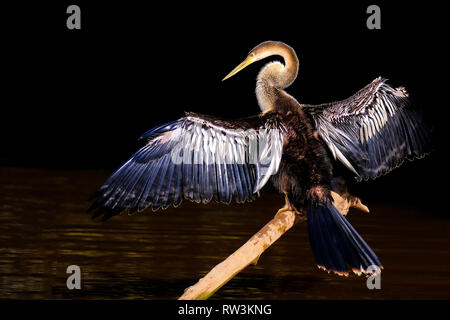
[178,209,303,300]
[178,190,368,300]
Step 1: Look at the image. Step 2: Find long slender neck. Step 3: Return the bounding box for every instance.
[256,43,299,112]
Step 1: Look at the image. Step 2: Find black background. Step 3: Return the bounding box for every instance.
[2,2,448,210]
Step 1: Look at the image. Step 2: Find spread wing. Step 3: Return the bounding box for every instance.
[304,77,430,181]
[89,112,285,220]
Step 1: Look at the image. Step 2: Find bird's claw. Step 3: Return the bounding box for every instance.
[330,177,370,216]
[276,204,304,217]
[331,191,370,216]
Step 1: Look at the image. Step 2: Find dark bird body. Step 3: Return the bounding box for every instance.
[89,41,430,276]
[269,99,333,211]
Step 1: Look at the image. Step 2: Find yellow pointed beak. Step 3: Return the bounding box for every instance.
[222,55,256,81]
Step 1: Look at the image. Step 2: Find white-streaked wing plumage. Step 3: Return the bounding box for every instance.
[89,113,285,220]
[304,77,430,180]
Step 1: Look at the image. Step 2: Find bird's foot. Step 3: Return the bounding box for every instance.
[331,191,369,216]
[276,203,304,217]
[276,206,306,223]
[331,177,370,216]
[276,192,306,222]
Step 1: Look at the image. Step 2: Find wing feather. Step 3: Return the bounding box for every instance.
[304,77,430,180]
[89,112,285,220]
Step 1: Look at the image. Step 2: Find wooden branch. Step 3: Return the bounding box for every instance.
[178,209,304,300]
[178,185,369,300]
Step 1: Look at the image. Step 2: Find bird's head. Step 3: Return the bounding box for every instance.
[222,41,287,81]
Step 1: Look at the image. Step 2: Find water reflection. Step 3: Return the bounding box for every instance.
[1,167,449,299]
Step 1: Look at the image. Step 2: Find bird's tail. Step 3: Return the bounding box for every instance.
[306,201,382,276]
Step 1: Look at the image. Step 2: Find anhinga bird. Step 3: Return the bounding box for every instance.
[89,41,430,276]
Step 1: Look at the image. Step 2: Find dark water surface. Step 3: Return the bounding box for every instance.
[1,167,449,299]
